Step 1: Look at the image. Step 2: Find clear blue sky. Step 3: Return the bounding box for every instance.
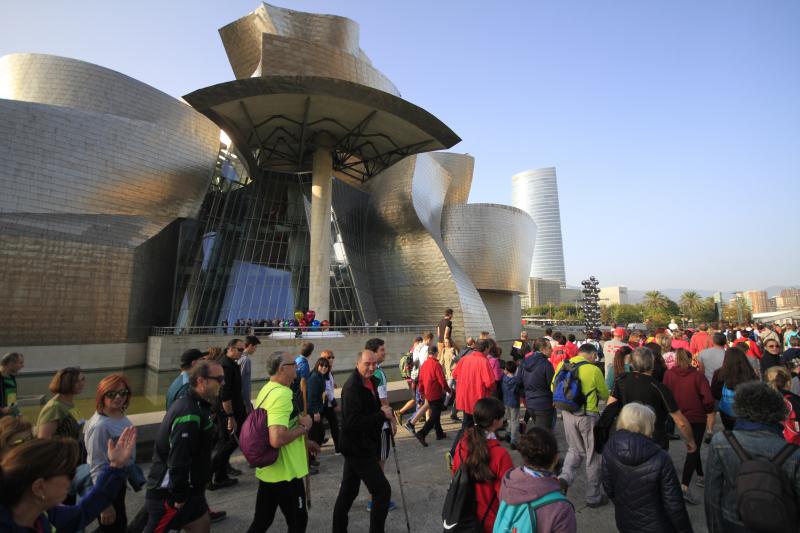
[2,1,798,292]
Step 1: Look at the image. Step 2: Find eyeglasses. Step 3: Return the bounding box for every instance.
[104,389,129,399]
[206,375,225,384]
[766,344,780,349]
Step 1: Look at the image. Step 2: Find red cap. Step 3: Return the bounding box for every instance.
[613,327,626,337]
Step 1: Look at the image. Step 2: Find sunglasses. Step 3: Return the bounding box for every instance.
[104,389,129,399]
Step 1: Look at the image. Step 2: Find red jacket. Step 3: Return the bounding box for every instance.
[452,352,495,414]
[663,366,715,424]
[452,437,513,533]
[418,358,450,402]
[689,331,712,355]
[549,345,569,369]
[734,337,762,359]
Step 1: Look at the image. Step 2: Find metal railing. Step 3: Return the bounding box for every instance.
[150,324,437,337]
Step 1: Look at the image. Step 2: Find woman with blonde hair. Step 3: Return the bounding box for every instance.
[84,374,135,532]
[657,333,677,370]
[765,365,800,445]
[602,403,692,532]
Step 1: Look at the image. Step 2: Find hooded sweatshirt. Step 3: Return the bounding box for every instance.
[496,466,576,533]
[663,366,714,424]
[519,353,555,411]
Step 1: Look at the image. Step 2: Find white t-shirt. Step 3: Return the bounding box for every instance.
[413,342,429,369]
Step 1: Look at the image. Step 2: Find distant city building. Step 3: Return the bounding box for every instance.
[778,288,800,309]
[512,167,566,286]
[745,290,770,314]
[525,277,562,308]
[767,297,778,312]
[599,286,629,306]
[560,287,582,307]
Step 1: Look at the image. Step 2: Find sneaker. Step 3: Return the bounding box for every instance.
[586,495,609,508]
[695,476,705,488]
[209,510,227,523]
[415,433,428,447]
[682,487,700,505]
[207,478,238,491]
[226,465,242,477]
[558,477,569,496]
[404,421,416,434]
[450,415,462,423]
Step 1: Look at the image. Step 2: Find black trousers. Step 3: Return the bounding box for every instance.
[681,422,707,485]
[721,412,736,431]
[525,408,555,432]
[332,456,391,533]
[211,413,242,481]
[246,478,308,533]
[322,404,341,452]
[418,398,445,439]
[450,413,474,457]
[96,483,127,533]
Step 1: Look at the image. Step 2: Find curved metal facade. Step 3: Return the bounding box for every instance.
[219,2,399,95]
[0,54,219,345]
[512,167,567,285]
[441,203,535,294]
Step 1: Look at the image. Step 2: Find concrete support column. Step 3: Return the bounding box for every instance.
[309,147,333,323]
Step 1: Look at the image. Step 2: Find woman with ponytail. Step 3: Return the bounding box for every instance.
[0,426,136,532]
[451,397,513,532]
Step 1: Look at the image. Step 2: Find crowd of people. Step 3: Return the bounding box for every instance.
[1,316,800,532]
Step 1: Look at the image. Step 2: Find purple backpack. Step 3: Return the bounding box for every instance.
[239,388,279,467]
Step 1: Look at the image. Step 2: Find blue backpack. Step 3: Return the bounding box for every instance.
[493,488,571,533]
[719,385,736,417]
[552,361,590,412]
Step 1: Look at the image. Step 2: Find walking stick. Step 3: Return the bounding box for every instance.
[389,432,412,533]
[301,378,312,509]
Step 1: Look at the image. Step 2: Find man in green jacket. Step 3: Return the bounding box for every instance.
[551,343,609,507]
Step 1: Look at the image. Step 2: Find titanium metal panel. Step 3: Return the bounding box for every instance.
[440,203,535,294]
[0,54,219,345]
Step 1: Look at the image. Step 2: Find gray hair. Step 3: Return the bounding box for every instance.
[631,347,654,373]
[0,352,23,367]
[267,351,289,376]
[616,402,655,437]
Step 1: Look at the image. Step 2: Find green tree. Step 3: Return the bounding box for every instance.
[612,304,644,325]
[679,291,704,320]
[643,291,670,310]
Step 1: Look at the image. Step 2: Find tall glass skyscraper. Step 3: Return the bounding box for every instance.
[512,167,566,286]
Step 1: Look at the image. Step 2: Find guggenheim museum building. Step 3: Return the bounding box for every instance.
[0,3,536,352]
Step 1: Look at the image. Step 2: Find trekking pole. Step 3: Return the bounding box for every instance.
[389,432,412,533]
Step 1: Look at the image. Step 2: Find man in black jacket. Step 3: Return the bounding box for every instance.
[209,338,246,489]
[332,350,395,533]
[144,360,223,533]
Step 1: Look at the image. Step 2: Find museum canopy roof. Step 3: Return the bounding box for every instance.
[183,76,460,182]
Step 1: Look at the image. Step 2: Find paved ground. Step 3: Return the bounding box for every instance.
[126,413,711,532]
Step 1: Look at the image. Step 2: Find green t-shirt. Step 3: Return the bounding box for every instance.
[254,381,308,483]
[36,397,82,440]
[1,375,16,409]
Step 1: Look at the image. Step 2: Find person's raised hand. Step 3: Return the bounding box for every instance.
[108,426,137,468]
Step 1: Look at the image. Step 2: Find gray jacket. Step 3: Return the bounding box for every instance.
[705,422,800,532]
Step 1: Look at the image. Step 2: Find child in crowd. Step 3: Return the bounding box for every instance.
[495,428,577,532]
[502,360,521,449]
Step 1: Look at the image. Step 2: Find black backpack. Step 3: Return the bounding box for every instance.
[442,450,496,532]
[723,430,799,533]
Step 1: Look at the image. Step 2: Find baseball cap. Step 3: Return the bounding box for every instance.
[180,348,206,369]
[613,327,626,337]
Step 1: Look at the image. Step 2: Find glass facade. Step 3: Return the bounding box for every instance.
[171,142,366,328]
